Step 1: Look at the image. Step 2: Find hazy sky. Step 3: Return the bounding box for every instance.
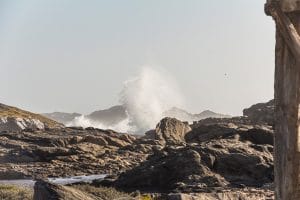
[0,0,275,116]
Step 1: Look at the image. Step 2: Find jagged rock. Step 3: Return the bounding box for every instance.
[33,180,95,200]
[82,135,108,146]
[32,147,77,162]
[145,117,191,145]
[0,127,144,178]
[243,100,274,125]
[103,135,130,147]
[186,121,273,146]
[113,123,273,193]
[185,123,239,143]
[114,145,228,192]
[0,101,277,199]
[239,128,273,145]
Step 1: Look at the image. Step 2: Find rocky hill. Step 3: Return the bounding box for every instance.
[42,112,81,124]
[0,103,63,132]
[243,99,274,125]
[163,107,231,122]
[87,105,127,126]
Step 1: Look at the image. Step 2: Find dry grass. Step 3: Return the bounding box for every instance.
[0,103,62,128]
[0,185,33,200]
[73,184,137,200]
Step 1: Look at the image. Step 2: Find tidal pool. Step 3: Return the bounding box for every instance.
[0,174,107,187]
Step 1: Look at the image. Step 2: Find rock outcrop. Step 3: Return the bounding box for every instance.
[145,117,191,145]
[0,103,63,132]
[0,101,277,199]
[113,117,273,195]
[0,127,148,178]
[243,99,274,125]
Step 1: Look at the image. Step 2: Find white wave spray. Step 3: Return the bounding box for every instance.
[68,67,185,134]
[120,67,184,133]
[66,115,131,133]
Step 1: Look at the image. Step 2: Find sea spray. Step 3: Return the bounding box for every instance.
[119,67,184,133]
[68,67,185,134]
[66,115,131,133]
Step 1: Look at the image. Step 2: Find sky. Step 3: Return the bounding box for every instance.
[0,0,275,116]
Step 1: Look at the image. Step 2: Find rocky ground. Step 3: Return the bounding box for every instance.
[0,127,152,179]
[0,100,275,199]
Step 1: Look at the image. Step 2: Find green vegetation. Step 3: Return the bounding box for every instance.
[0,185,33,200]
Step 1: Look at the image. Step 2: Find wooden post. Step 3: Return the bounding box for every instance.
[265,1,300,199]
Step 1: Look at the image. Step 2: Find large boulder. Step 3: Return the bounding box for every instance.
[145,117,191,145]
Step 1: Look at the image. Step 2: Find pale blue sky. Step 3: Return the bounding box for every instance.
[0,0,275,115]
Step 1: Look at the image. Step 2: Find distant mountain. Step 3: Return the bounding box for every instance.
[42,112,81,124]
[163,107,196,122]
[87,105,127,126]
[43,105,230,128]
[43,105,128,127]
[163,107,231,122]
[195,110,231,119]
[0,103,63,132]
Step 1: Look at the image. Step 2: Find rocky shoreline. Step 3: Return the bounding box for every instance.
[0,101,276,199]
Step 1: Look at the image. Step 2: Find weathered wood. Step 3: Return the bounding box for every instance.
[266,2,300,60]
[266,1,300,199]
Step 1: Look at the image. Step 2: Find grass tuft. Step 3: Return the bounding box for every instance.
[73,184,137,200]
[0,185,33,200]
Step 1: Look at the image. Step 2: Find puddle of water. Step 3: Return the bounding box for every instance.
[48,174,107,185]
[0,174,107,187]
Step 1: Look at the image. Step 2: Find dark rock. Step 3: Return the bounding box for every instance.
[185,123,238,143]
[243,99,274,125]
[114,146,228,192]
[239,128,274,145]
[113,120,273,193]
